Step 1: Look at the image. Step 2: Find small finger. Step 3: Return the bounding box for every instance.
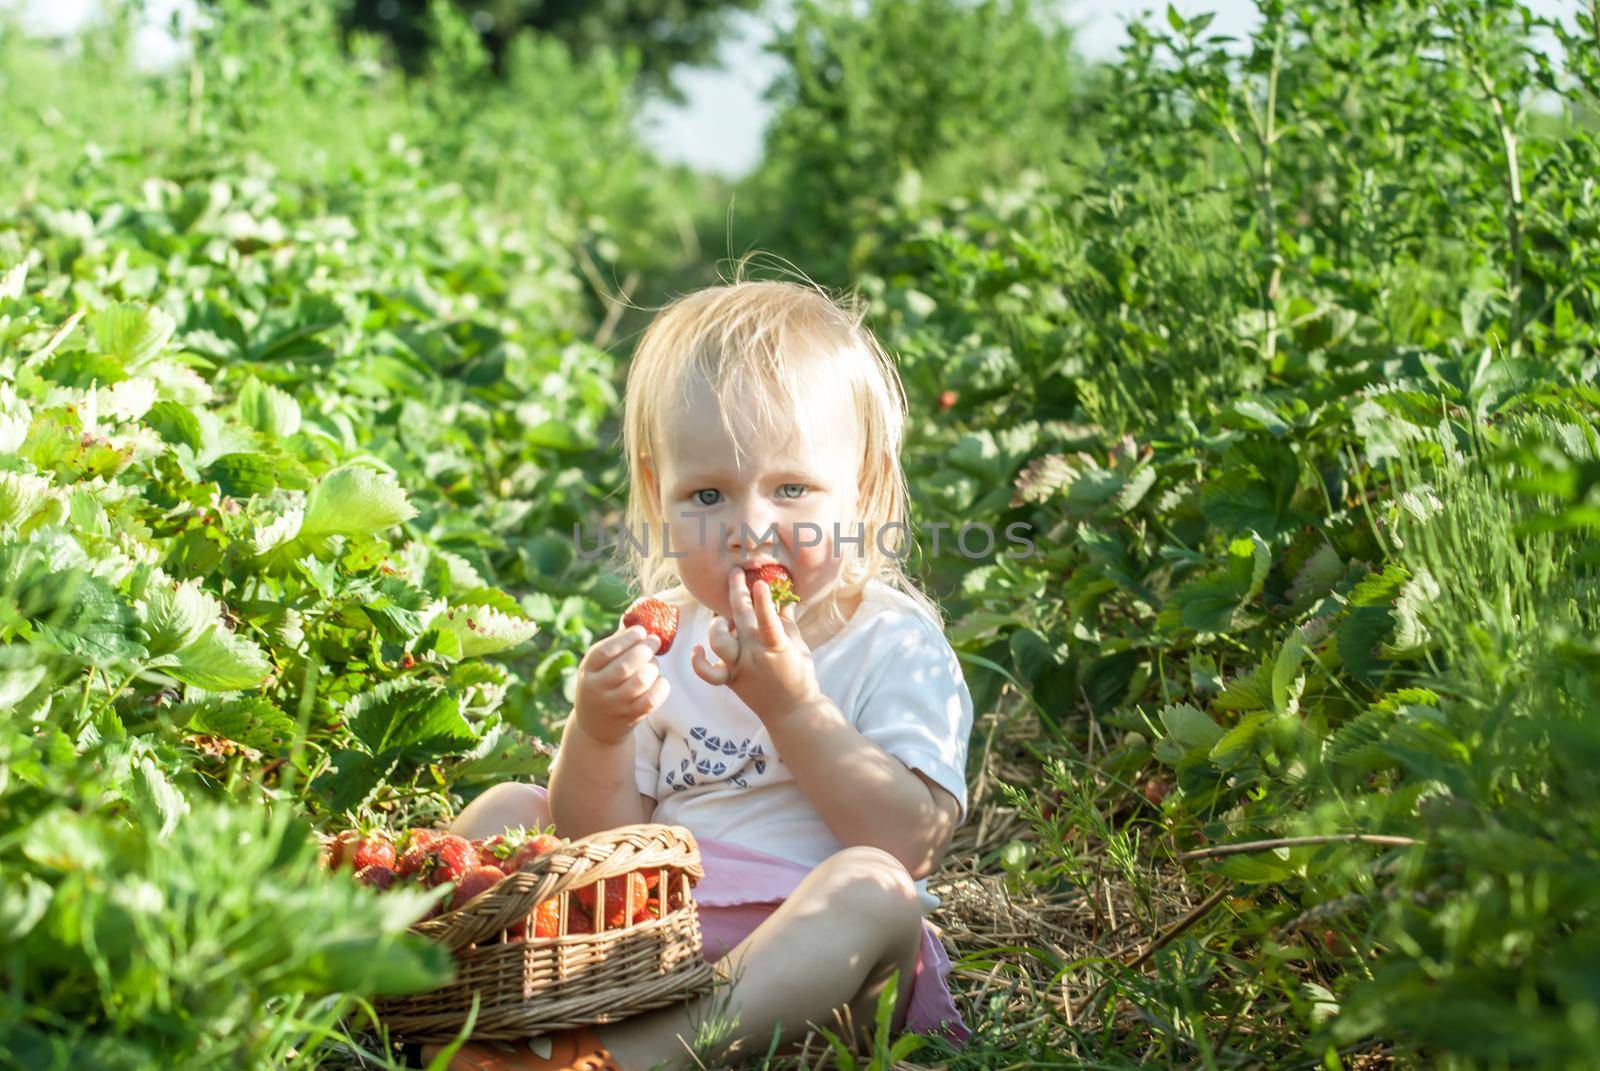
[728,566,758,635]
[691,644,731,686]
[600,640,654,685]
[627,675,671,718]
[591,625,647,669]
[751,580,784,645]
[616,659,659,702]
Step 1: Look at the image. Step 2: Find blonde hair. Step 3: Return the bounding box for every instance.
[619,273,945,634]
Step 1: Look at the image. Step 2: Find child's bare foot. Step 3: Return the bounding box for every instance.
[418,1027,625,1070]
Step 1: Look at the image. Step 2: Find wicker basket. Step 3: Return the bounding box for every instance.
[373,823,720,1041]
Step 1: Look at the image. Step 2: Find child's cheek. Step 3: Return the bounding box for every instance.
[666,515,724,606]
[795,525,847,595]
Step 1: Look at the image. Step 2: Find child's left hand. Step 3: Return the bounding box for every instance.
[691,565,821,726]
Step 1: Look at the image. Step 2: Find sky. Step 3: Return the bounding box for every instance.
[13,0,1588,180]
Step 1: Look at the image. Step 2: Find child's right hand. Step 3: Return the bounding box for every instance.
[572,625,669,745]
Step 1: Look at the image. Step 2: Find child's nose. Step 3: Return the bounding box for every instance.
[726,497,780,552]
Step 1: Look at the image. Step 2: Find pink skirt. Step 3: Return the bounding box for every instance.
[521,785,970,1048]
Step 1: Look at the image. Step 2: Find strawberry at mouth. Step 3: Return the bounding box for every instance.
[741,563,800,607]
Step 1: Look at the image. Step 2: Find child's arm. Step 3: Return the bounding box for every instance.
[548,624,664,838]
[547,715,654,837]
[765,696,961,879]
[693,568,967,878]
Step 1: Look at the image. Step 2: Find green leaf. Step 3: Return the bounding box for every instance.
[1198,443,1305,539]
[1172,573,1247,633]
[1286,543,1343,606]
[206,453,280,498]
[145,399,205,451]
[94,302,175,367]
[420,600,537,658]
[1226,533,1271,602]
[1009,627,1057,684]
[138,572,224,657]
[1271,627,1314,716]
[1214,664,1271,712]
[0,472,55,532]
[1211,848,1298,883]
[1210,710,1274,769]
[1013,453,1073,505]
[162,625,272,691]
[0,874,52,941]
[136,756,188,838]
[1382,568,1439,657]
[1328,688,1439,772]
[1336,605,1396,684]
[252,505,304,556]
[0,660,47,711]
[1160,702,1225,751]
[22,810,108,870]
[358,576,430,642]
[348,683,476,755]
[1230,399,1289,435]
[1350,563,1410,606]
[183,696,298,752]
[30,573,147,667]
[235,377,302,439]
[301,464,418,541]
[314,748,397,813]
[290,920,453,997]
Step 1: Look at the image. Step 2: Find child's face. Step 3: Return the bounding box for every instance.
[649,374,863,620]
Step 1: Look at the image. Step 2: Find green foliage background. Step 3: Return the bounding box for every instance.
[1,0,1597,1067]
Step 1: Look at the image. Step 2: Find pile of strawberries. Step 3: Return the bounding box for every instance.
[322,826,685,939]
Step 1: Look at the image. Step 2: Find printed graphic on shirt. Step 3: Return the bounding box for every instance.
[665,725,770,791]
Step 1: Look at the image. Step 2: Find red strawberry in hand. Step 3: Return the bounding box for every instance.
[743,564,799,608]
[622,597,680,655]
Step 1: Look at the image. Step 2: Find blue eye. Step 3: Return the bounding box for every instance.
[779,484,807,499]
[692,489,721,507]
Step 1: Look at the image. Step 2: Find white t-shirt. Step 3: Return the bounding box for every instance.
[633,578,974,914]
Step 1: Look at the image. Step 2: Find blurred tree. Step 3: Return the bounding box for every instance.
[343,0,766,100]
[729,0,1091,285]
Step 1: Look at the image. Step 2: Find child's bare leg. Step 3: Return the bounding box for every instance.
[450,782,552,839]
[596,845,925,1071]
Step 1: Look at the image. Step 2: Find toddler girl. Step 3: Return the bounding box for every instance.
[427,279,975,1071]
